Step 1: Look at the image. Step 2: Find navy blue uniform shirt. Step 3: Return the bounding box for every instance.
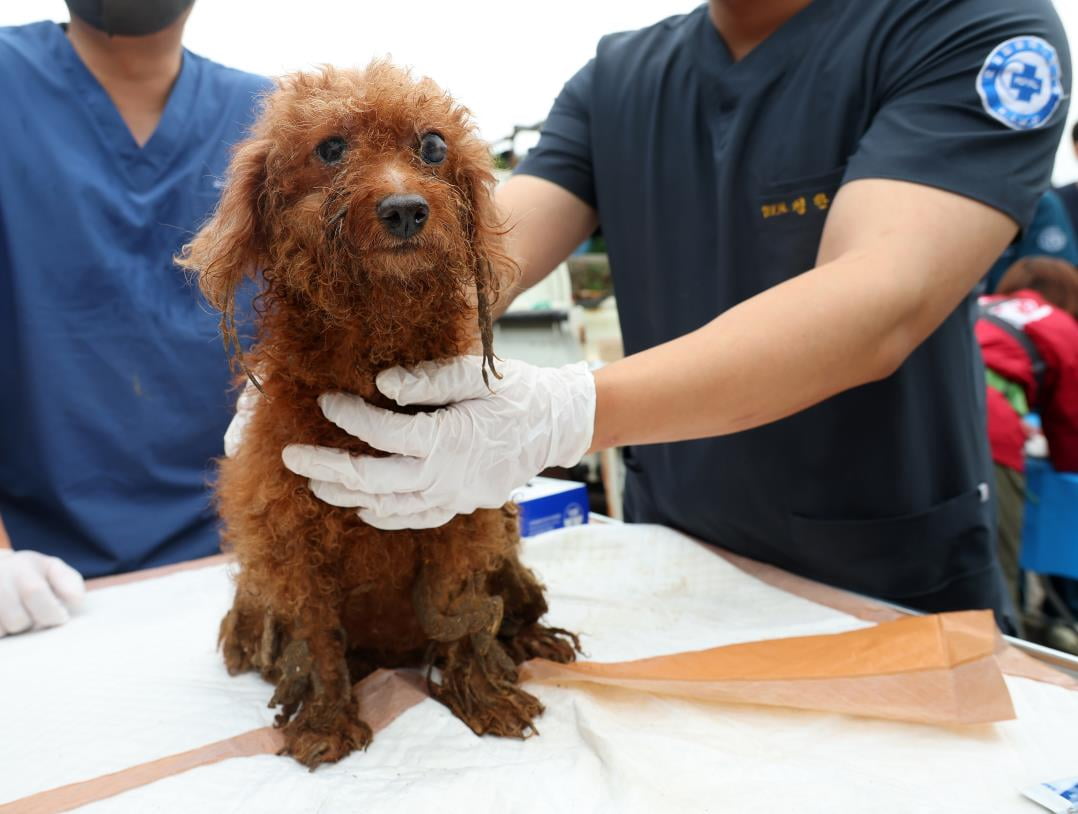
[0,22,269,577]
[518,0,1069,614]
[1056,180,1078,238]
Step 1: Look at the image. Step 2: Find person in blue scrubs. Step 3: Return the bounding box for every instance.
[983,189,1078,293]
[0,0,269,636]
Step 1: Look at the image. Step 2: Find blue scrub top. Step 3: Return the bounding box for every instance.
[984,189,1078,293]
[517,0,1068,617]
[0,22,270,577]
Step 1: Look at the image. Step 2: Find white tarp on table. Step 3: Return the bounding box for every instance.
[2,524,1075,813]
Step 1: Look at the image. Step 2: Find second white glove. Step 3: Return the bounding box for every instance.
[0,549,85,637]
[282,356,596,530]
[224,379,260,458]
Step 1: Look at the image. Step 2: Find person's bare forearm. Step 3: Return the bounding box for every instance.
[591,251,905,449]
[494,175,597,316]
[0,514,12,550]
[590,180,1015,452]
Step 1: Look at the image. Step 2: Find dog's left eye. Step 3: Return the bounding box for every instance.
[419,132,447,165]
[315,136,347,165]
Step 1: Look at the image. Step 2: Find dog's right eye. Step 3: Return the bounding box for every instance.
[315,136,347,165]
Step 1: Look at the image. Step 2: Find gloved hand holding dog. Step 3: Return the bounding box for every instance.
[281,356,597,530]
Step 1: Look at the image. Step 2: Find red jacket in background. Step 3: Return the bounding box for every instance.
[976,290,1078,473]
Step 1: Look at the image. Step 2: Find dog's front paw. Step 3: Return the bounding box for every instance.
[282,715,373,770]
[269,637,373,768]
[432,631,544,738]
[435,673,543,739]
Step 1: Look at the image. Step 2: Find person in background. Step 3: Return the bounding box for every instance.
[976,256,1078,643]
[0,0,269,637]
[1054,121,1078,236]
[983,189,1078,294]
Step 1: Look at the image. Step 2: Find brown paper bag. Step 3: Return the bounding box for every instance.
[522,610,1015,726]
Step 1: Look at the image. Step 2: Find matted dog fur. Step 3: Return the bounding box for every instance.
[178,63,578,769]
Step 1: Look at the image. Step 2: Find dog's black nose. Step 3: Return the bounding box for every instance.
[377,194,429,239]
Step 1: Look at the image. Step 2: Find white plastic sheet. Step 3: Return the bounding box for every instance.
[2,524,1075,813]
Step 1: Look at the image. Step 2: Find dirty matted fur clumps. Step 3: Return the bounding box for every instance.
[177,62,578,769]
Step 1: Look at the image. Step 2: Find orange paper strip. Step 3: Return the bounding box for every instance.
[522,611,1016,726]
[1,669,430,814]
[712,545,1078,691]
[0,728,284,814]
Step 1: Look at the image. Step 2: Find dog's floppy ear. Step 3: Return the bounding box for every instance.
[457,141,519,386]
[178,137,270,370]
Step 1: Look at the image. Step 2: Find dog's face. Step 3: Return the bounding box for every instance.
[180,63,510,369]
[256,64,496,282]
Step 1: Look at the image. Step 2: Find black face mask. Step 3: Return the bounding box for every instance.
[65,0,194,37]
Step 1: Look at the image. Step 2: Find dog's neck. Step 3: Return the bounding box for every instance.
[248,273,477,403]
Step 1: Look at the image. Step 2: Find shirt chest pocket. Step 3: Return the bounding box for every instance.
[753,166,846,273]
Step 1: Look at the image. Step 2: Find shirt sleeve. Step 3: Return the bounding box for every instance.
[514,58,597,209]
[844,0,1070,230]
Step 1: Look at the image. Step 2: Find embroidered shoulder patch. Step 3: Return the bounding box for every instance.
[976,36,1063,131]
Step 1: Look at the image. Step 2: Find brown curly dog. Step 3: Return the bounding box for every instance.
[177,62,578,769]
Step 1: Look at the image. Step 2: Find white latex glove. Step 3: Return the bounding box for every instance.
[224,379,260,458]
[0,549,85,637]
[282,356,596,530]
[1024,432,1049,459]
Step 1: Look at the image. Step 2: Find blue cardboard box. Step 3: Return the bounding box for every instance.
[511,477,589,537]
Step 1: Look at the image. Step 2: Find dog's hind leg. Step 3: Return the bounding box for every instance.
[487,554,580,665]
[414,565,543,738]
[219,583,289,682]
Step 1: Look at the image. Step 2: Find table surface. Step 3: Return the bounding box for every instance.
[3,524,1077,814]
